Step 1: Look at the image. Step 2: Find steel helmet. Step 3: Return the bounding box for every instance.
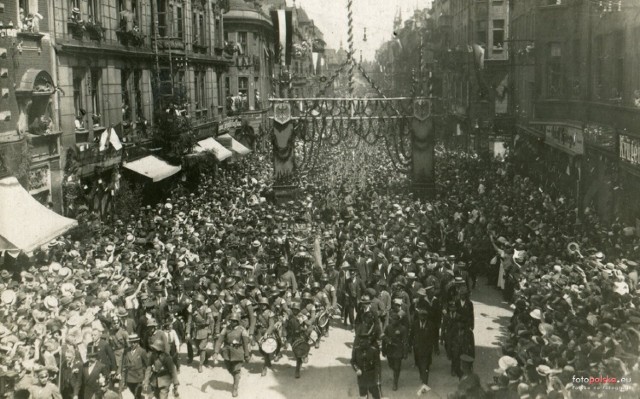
[258,297,269,306]
[229,312,241,322]
[150,339,165,352]
[194,293,206,304]
[147,319,158,327]
[245,277,256,287]
[224,277,236,288]
[277,282,288,291]
[320,273,329,282]
[311,282,321,290]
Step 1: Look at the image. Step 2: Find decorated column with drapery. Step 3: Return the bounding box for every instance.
[271,101,297,201]
[411,98,436,198]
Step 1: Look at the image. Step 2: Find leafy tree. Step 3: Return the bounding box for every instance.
[152,96,196,163]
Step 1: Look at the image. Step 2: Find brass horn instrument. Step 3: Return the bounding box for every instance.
[567,242,583,258]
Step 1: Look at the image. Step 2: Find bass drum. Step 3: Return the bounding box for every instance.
[308,329,319,344]
[260,337,279,355]
[292,338,310,358]
[317,311,330,328]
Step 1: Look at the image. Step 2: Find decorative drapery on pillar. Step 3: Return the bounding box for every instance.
[272,101,297,201]
[411,98,435,198]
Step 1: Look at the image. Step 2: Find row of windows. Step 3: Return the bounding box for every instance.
[73,66,235,127]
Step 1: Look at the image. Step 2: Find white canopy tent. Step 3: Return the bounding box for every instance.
[123,155,182,182]
[217,133,251,156]
[0,176,77,255]
[193,137,233,161]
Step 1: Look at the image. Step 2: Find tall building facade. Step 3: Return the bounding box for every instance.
[0,0,64,211]
[50,0,231,215]
[510,0,640,223]
[223,0,275,131]
[434,0,511,153]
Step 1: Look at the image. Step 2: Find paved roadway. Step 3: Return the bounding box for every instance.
[126,280,512,399]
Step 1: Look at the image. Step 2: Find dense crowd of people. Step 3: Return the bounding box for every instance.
[0,139,639,399]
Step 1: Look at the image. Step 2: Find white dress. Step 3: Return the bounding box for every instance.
[497,250,506,290]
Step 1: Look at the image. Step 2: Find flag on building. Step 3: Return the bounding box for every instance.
[270,9,293,66]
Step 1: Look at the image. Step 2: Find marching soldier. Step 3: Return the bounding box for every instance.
[351,330,382,399]
[285,302,310,379]
[382,308,409,391]
[144,338,179,399]
[190,293,215,373]
[255,297,278,376]
[213,313,251,398]
[234,288,257,337]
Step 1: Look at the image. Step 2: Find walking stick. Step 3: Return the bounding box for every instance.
[57,338,63,390]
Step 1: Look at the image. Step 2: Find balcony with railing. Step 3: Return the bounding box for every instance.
[75,143,122,177]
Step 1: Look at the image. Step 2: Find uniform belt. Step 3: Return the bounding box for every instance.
[225,343,242,348]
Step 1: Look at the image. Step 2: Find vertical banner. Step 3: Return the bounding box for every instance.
[312,52,319,74]
[271,9,293,66]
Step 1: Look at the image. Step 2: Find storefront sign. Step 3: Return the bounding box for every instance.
[29,164,50,194]
[620,134,640,165]
[544,125,584,155]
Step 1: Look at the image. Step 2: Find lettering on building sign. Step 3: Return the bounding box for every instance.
[620,135,640,165]
[544,125,584,154]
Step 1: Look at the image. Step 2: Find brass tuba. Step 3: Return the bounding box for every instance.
[567,242,583,258]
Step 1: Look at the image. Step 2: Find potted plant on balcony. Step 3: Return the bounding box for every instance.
[224,41,241,56]
[84,18,107,41]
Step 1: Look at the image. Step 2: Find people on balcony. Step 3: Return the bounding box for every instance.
[75,109,87,131]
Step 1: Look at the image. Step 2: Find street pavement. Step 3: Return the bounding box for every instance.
[125,280,512,399]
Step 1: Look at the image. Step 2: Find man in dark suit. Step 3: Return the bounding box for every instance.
[90,327,117,376]
[60,346,83,399]
[122,334,148,399]
[410,305,438,391]
[81,346,109,399]
[343,265,365,329]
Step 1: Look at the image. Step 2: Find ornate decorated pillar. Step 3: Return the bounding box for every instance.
[272,101,298,202]
[411,98,435,198]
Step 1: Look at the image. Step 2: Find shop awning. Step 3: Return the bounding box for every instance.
[0,176,77,254]
[193,138,233,161]
[218,133,251,156]
[123,155,181,182]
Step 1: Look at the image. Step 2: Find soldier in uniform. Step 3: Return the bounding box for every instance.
[285,302,310,378]
[190,293,215,373]
[234,288,257,337]
[351,330,382,399]
[255,297,278,376]
[383,307,409,391]
[213,313,251,398]
[144,338,179,399]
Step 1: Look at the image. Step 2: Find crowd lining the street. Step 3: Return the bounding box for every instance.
[0,141,639,399]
